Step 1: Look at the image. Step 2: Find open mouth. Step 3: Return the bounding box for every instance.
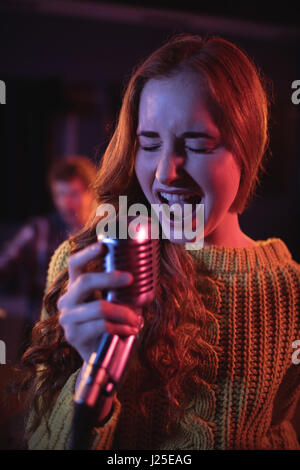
[157,191,203,221]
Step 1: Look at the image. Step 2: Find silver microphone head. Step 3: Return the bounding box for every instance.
[98,215,159,307]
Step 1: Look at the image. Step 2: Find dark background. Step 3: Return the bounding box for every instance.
[0,0,300,450]
[0,0,299,257]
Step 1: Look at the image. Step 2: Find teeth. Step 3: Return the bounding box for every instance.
[159,192,196,202]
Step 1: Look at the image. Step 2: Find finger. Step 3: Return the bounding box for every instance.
[68,242,104,284]
[95,320,140,337]
[63,318,140,347]
[59,299,141,328]
[66,271,133,306]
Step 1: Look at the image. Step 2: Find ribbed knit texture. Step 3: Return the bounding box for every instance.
[29,237,300,450]
[188,238,300,450]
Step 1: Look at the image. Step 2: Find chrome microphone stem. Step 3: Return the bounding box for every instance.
[74,334,120,407]
[74,333,137,408]
[109,335,136,385]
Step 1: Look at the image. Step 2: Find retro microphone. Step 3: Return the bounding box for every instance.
[69,215,159,450]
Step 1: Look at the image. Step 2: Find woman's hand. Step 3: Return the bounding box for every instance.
[57,241,143,364]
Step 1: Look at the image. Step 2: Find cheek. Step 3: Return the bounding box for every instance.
[201,153,241,200]
[135,152,154,195]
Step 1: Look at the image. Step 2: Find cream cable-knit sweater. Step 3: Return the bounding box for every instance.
[28,238,300,450]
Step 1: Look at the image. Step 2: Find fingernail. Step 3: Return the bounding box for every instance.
[119,272,133,283]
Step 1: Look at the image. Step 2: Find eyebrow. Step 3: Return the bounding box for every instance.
[137,131,215,139]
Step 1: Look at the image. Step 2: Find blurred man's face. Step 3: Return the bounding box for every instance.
[51,178,93,229]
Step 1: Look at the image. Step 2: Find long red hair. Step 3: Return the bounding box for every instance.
[16,33,270,442]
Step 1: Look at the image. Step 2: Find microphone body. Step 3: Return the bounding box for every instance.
[70,216,159,449]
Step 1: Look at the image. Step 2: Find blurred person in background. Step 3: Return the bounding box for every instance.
[0,155,96,357]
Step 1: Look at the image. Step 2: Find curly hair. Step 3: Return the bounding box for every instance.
[15,33,270,443]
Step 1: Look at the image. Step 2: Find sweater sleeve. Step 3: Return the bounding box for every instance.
[262,371,300,449]
[261,259,300,450]
[28,240,123,450]
[261,420,300,450]
[40,239,71,320]
[28,368,122,450]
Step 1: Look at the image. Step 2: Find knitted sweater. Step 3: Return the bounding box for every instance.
[28,238,300,450]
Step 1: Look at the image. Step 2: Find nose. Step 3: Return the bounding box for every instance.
[155,149,184,186]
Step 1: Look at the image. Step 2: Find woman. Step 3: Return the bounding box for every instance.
[19,34,300,450]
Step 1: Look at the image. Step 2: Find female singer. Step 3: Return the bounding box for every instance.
[19,34,300,450]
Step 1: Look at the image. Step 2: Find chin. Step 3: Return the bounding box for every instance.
[159,217,203,245]
[151,201,203,244]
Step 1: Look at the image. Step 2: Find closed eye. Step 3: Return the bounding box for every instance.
[141,145,161,152]
[139,144,215,153]
[186,146,215,154]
